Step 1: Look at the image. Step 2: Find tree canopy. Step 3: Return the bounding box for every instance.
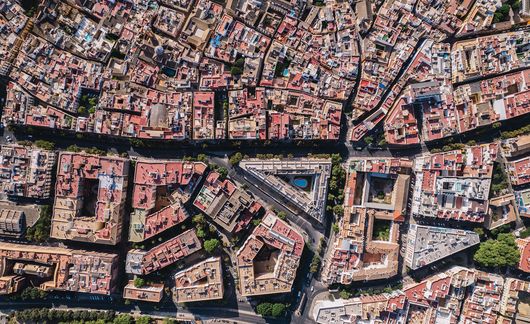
[256,302,286,317]
[473,233,520,268]
[133,277,145,288]
[204,238,220,254]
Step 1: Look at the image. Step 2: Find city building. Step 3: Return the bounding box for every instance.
[126,229,201,275]
[502,134,530,158]
[486,194,517,230]
[313,266,530,324]
[0,145,56,200]
[460,271,505,323]
[173,257,223,303]
[452,32,530,83]
[0,208,25,238]
[411,143,498,222]
[515,188,530,218]
[517,237,530,273]
[239,159,331,223]
[129,160,207,242]
[123,281,164,303]
[51,152,129,245]
[0,242,118,295]
[193,171,262,233]
[322,158,412,284]
[498,278,530,323]
[314,266,478,323]
[508,156,530,186]
[404,224,480,270]
[236,213,304,296]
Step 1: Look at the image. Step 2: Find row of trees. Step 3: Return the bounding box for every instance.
[501,122,530,139]
[339,282,403,300]
[65,145,107,156]
[12,309,179,324]
[10,287,48,301]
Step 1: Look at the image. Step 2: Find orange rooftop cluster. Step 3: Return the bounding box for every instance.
[129,160,207,242]
[126,229,201,275]
[51,152,129,245]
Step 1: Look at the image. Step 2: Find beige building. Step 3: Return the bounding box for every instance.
[0,208,25,238]
[173,257,223,303]
[123,281,164,303]
[236,213,304,296]
[0,242,118,295]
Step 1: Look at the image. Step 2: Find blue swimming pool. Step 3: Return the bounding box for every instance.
[293,178,308,189]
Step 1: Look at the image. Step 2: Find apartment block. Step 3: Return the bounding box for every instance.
[411,143,498,222]
[173,257,223,303]
[0,242,118,295]
[129,160,207,242]
[126,229,201,275]
[322,158,411,285]
[0,208,25,238]
[239,158,331,223]
[405,224,480,270]
[123,281,164,303]
[314,266,472,323]
[193,171,262,233]
[236,213,304,296]
[0,145,56,200]
[51,152,129,245]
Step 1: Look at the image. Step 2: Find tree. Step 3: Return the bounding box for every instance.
[192,214,206,227]
[217,167,228,179]
[136,316,151,324]
[339,290,351,299]
[491,223,511,238]
[34,140,55,150]
[229,152,243,166]
[474,233,520,268]
[332,223,340,233]
[113,314,133,324]
[363,136,374,145]
[310,255,321,273]
[277,211,287,220]
[332,205,344,217]
[129,138,146,148]
[66,144,82,152]
[230,66,243,76]
[256,302,273,316]
[204,238,220,254]
[196,228,206,238]
[473,227,485,239]
[520,227,530,239]
[133,277,145,288]
[234,57,246,68]
[271,303,286,317]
